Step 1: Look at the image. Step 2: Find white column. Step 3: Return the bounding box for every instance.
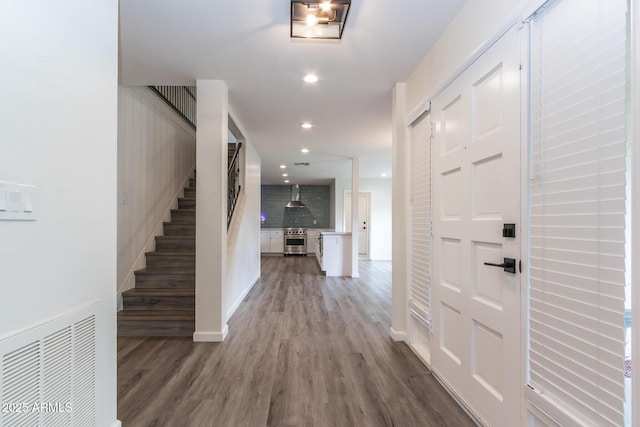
[194,80,228,342]
[631,3,640,424]
[351,157,359,278]
[391,82,407,340]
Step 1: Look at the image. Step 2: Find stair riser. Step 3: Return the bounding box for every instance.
[117,320,194,337]
[178,198,196,209]
[155,238,195,252]
[170,210,195,224]
[163,223,195,236]
[122,296,195,311]
[146,254,194,269]
[134,273,194,289]
[189,178,196,187]
[183,188,196,198]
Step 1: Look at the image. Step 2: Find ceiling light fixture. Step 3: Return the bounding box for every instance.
[301,148,309,153]
[381,173,387,177]
[301,122,313,129]
[291,0,351,40]
[284,180,290,183]
[305,13,318,26]
[280,165,287,169]
[303,73,318,83]
[283,173,289,177]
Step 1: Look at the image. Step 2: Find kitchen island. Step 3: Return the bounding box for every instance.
[317,232,352,277]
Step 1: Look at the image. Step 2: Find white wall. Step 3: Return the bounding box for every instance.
[226,139,261,320]
[195,80,229,342]
[0,1,118,425]
[117,86,196,301]
[405,0,527,112]
[334,177,392,260]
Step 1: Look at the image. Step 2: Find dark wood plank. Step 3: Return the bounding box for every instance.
[118,256,474,426]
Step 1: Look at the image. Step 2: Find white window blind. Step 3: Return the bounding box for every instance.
[528,0,628,425]
[408,114,432,326]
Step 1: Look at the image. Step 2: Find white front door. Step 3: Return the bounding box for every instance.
[431,27,522,426]
[344,192,370,258]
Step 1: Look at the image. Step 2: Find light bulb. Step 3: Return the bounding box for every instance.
[321,1,332,12]
[301,122,313,129]
[303,74,318,83]
[306,14,318,26]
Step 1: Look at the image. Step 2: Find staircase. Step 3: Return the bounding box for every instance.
[117,176,196,337]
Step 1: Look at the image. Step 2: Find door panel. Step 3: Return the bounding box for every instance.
[431,27,522,427]
[344,192,370,257]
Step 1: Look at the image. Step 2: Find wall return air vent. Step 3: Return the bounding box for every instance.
[0,303,99,426]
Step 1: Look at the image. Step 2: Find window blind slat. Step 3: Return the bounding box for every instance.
[527,0,628,425]
[409,116,432,324]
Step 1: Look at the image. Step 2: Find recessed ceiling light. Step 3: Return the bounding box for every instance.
[301,122,313,129]
[282,173,289,177]
[381,173,387,177]
[303,73,318,83]
[284,180,290,183]
[280,165,286,169]
[301,148,309,153]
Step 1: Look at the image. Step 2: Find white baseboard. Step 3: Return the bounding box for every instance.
[432,370,486,426]
[193,324,228,342]
[407,342,431,369]
[226,273,260,321]
[110,420,122,427]
[390,326,406,341]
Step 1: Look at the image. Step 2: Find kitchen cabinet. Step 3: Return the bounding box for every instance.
[307,230,318,254]
[260,230,270,253]
[319,232,352,277]
[260,229,284,254]
[270,230,283,253]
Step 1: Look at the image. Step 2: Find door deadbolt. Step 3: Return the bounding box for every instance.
[484,257,517,274]
[503,224,516,238]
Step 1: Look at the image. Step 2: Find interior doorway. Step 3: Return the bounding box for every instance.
[344,191,370,259]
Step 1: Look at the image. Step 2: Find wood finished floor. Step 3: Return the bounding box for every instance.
[118,256,474,427]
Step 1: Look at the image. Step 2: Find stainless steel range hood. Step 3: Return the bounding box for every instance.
[285,185,306,208]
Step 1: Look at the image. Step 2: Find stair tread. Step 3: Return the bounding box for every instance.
[123,288,194,297]
[172,208,195,212]
[135,268,195,275]
[156,235,195,240]
[118,310,195,321]
[146,251,195,256]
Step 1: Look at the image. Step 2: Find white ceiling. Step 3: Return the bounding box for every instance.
[119,0,465,185]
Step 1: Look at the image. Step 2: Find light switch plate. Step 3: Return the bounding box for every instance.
[0,181,38,221]
[0,190,7,211]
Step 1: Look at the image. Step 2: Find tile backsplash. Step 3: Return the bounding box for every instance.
[261,185,330,228]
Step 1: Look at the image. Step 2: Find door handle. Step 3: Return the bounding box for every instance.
[484,258,517,274]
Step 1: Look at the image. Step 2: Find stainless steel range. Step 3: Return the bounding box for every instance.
[284,227,307,255]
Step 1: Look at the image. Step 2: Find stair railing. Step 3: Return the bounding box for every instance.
[148,86,197,129]
[228,142,243,228]
[150,85,241,229]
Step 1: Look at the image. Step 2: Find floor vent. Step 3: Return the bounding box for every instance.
[0,303,98,426]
